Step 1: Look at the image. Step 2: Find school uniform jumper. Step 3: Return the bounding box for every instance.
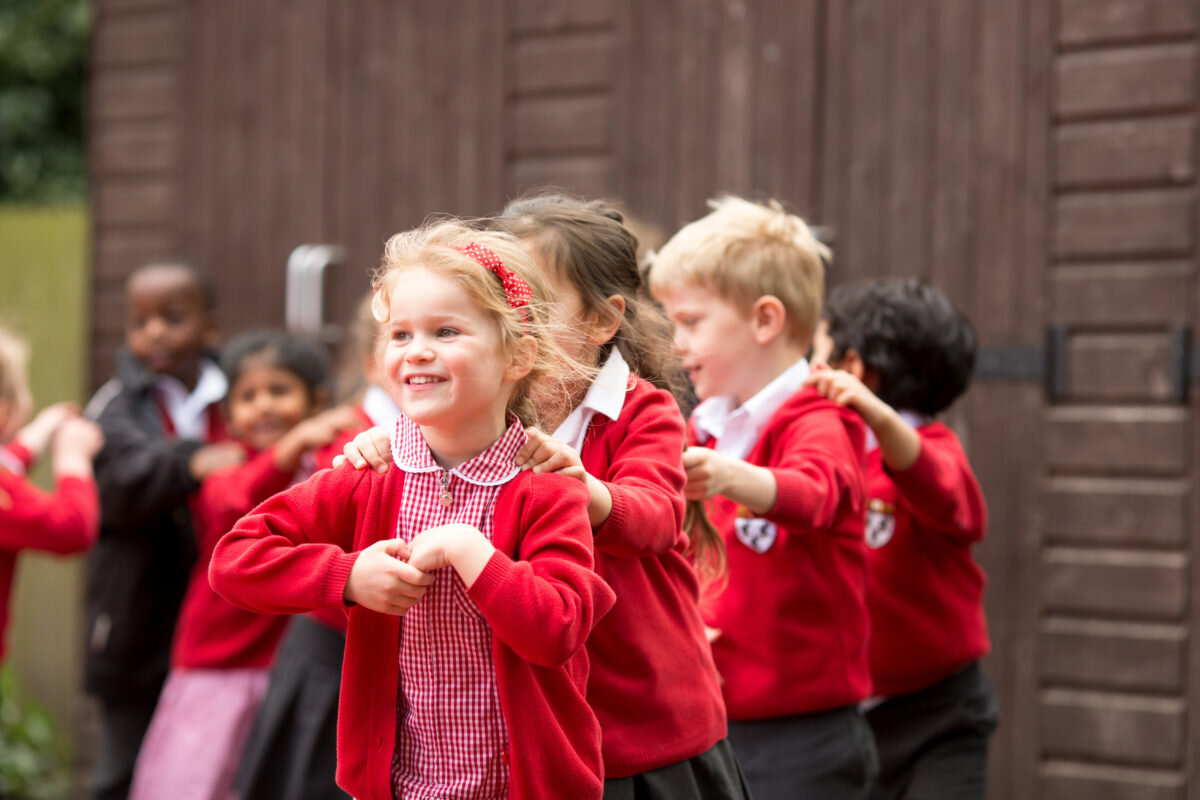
[554,350,747,799]
[692,360,877,800]
[234,389,399,800]
[210,416,615,800]
[130,448,296,800]
[863,421,997,800]
[84,350,227,800]
[0,453,99,663]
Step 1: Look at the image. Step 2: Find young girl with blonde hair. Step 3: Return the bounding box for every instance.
[211,221,614,800]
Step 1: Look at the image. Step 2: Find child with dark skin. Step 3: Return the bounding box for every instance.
[85,261,243,800]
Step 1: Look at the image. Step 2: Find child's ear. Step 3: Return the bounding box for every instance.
[504,336,538,383]
[586,295,626,346]
[750,295,787,345]
[842,349,867,381]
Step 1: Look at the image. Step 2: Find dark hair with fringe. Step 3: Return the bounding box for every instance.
[220,329,331,401]
[496,192,725,586]
[822,279,977,416]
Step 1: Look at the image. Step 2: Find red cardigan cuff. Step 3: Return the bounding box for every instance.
[467,549,515,607]
[319,550,362,608]
[591,481,627,548]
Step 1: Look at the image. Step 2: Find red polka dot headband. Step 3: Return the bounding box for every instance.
[455,242,534,330]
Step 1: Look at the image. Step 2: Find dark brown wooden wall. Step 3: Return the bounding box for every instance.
[89,1,1200,797]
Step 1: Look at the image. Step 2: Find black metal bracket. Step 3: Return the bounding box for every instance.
[974,325,1069,403]
[976,324,1199,406]
[1170,324,1193,404]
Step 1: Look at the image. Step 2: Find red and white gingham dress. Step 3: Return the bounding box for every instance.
[389,414,523,799]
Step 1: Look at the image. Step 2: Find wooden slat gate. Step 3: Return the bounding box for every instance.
[87,1,1200,796]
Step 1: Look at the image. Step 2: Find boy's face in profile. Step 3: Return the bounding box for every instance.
[125,265,215,387]
[655,281,760,405]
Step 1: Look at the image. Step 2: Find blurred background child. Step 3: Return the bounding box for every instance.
[84,260,244,800]
[129,330,358,800]
[0,325,103,668]
[231,318,382,800]
[807,279,996,800]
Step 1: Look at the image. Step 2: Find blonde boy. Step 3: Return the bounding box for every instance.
[649,197,877,800]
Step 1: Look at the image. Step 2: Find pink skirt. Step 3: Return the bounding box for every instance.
[130,668,271,800]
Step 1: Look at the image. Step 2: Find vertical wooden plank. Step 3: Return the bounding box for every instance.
[930,0,976,303]
[749,0,819,216]
[674,0,720,227]
[842,0,888,281]
[886,0,935,280]
[713,0,751,195]
[818,0,849,237]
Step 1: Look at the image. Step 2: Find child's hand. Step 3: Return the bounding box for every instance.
[344,538,434,615]
[273,405,364,471]
[408,523,496,588]
[16,402,80,456]
[803,366,887,427]
[682,447,734,501]
[189,442,247,481]
[333,425,391,473]
[51,418,104,477]
[514,427,586,483]
[294,405,365,450]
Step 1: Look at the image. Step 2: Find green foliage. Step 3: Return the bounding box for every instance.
[0,0,90,203]
[0,665,72,800]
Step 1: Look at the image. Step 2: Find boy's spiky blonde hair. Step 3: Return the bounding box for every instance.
[648,196,830,345]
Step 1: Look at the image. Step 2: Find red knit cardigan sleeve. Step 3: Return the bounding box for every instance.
[590,381,688,559]
[761,391,866,540]
[209,464,368,614]
[886,423,987,542]
[0,470,98,555]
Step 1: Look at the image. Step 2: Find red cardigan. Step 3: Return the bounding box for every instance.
[0,467,99,662]
[582,378,726,777]
[867,422,990,696]
[210,463,615,800]
[172,449,293,669]
[695,388,872,720]
[300,406,376,636]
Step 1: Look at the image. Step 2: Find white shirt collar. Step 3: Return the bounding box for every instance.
[154,358,227,441]
[692,358,810,460]
[551,348,631,452]
[362,383,402,429]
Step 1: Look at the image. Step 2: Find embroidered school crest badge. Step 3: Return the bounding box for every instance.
[734,507,778,553]
[865,498,896,549]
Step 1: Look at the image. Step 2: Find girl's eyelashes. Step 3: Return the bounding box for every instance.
[437,327,459,338]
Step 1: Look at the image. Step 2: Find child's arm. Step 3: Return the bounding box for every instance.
[805,368,984,538]
[0,417,103,554]
[270,405,364,474]
[681,447,778,515]
[408,473,616,667]
[209,466,431,615]
[887,432,988,540]
[804,367,921,471]
[514,389,687,557]
[12,402,79,463]
[90,390,242,527]
[192,449,291,550]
